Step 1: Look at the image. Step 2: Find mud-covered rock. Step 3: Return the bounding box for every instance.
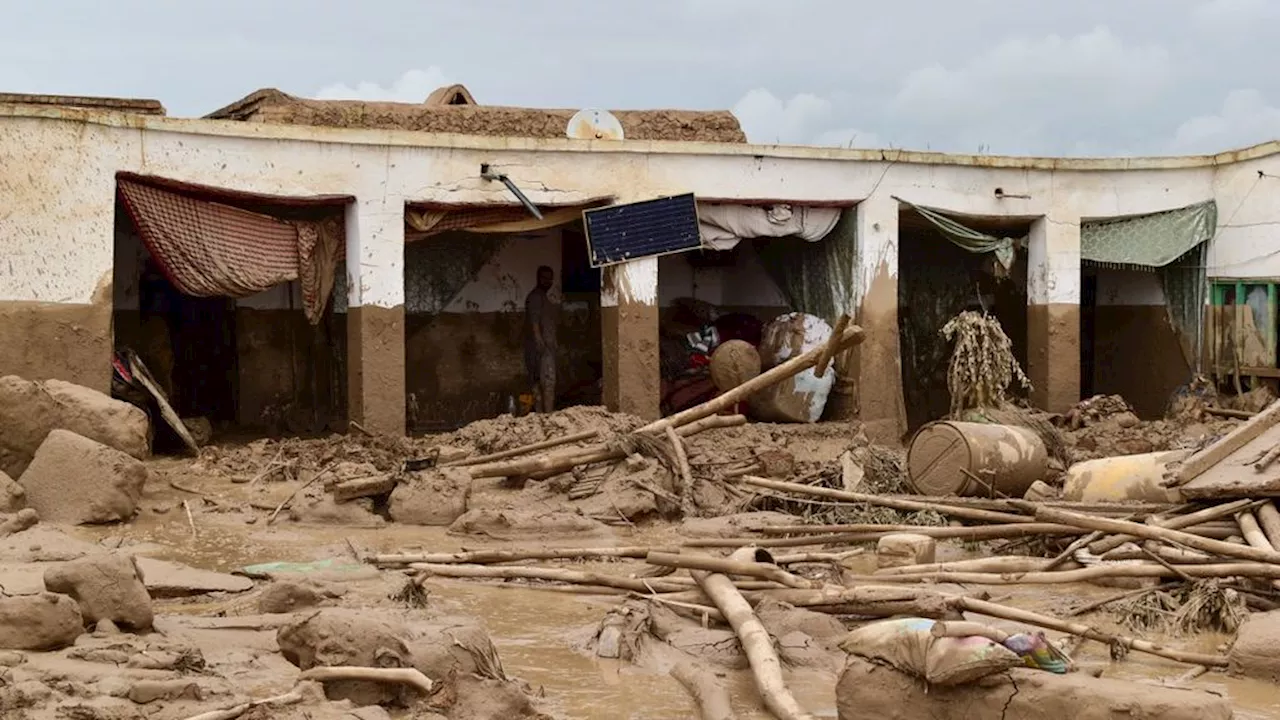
[836,655,1231,720]
[1230,608,1280,682]
[389,468,471,526]
[0,375,149,478]
[44,553,154,631]
[448,507,610,538]
[290,494,385,527]
[0,471,24,513]
[18,430,147,524]
[0,592,83,650]
[277,610,419,707]
[258,581,323,614]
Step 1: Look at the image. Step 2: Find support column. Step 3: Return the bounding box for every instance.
[601,257,660,420]
[852,196,907,442]
[1027,214,1082,413]
[345,199,406,435]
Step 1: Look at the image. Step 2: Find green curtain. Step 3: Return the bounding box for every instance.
[1081,201,1217,371]
[752,207,857,323]
[895,197,1018,271]
[405,234,510,314]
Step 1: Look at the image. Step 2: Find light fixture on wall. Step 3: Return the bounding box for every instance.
[993,187,1032,200]
[480,164,544,220]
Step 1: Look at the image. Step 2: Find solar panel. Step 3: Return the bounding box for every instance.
[583,193,703,268]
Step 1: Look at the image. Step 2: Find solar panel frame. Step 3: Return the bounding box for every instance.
[583,193,705,268]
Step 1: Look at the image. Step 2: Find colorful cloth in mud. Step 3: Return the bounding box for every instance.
[117,179,342,324]
[1002,632,1072,674]
[838,617,1024,686]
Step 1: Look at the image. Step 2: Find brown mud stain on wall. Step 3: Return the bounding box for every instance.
[602,303,661,421]
[854,262,907,442]
[348,304,406,435]
[0,296,112,392]
[405,307,600,430]
[1028,303,1082,414]
[236,308,347,431]
[1093,305,1188,419]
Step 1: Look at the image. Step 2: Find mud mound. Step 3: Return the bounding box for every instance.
[1066,417,1236,464]
[441,406,644,455]
[196,433,418,480]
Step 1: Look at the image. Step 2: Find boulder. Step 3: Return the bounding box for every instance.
[0,376,149,478]
[389,468,471,526]
[876,533,937,569]
[258,581,323,614]
[44,553,154,631]
[836,655,1232,720]
[0,592,83,650]
[277,609,418,707]
[18,430,147,524]
[1230,608,1280,682]
[133,557,254,598]
[0,471,24,513]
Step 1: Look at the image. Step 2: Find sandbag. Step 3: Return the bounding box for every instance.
[749,313,834,423]
[838,617,1022,686]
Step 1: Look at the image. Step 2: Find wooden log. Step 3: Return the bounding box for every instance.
[670,657,737,720]
[637,324,865,437]
[953,596,1229,667]
[445,429,599,468]
[772,549,866,565]
[1256,444,1280,472]
[1101,545,1223,565]
[877,495,1173,516]
[372,546,668,566]
[813,313,851,379]
[330,474,397,502]
[666,426,697,517]
[411,563,691,594]
[692,548,817,720]
[684,523,1087,549]
[1088,499,1261,554]
[1257,501,1280,547]
[1034,505,1280,565]
[875,556,1070,576]
[1207,407,1256,420]
[848,562,1280,585]
[645,551,814,589]
[739,476,1035,525]
[652,585,964,620]
[469,414,746,479]
[297,666,434,695]
[1237,511,1280,590]
[178,688,307,720]
[1169,398,1280,487]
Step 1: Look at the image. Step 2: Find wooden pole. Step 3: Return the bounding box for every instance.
[692,548,816,720]
[1256,501,1280,547]
[1034,505,1280,565]
[645,551,814,589]
[670,657,738,720]
[849,562,1280,585]
[297,666,434,695]
[410,562,692,594]
[739,476,1035,525]
[666,426,697,517]
[684,523,1087,549]
[813,314,851,379]
[1089,499,1261,555]
[953,596,1229,667]
[372,546,669,566]
[638,324,866,436]
[445,429,600,467]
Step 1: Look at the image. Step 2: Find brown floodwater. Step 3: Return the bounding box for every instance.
[69,467,1280,719]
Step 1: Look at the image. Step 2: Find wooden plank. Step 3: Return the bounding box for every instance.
[1181,419,1280,499]
[1171,398,1280,488]
[331,475,398,502]
[1240,366,1280,379]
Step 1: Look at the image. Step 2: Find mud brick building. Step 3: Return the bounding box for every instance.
[1,86,1278,439]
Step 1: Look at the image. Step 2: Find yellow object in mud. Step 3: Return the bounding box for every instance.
[1062,450,1188,504]
[518,393,535,415]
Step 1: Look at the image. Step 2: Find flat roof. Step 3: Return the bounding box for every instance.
[1,101,1276,172]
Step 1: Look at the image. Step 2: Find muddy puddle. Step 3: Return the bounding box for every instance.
[59,464,1280,719]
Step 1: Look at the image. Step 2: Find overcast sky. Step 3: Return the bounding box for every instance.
[4,0,1278,157]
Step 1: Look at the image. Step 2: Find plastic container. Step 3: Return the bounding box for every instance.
[1062,450,1188,504]
[907,421,1048,498]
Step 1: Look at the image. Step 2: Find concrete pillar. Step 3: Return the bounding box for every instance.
[1027,214,1082,413]
[853,196,908,441]
[601,257,660,420]
[345,199,406,435]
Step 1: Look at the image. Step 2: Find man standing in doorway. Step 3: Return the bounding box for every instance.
[525,265,559,413]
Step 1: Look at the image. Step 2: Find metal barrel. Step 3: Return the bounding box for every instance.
[1062,450,1188,504]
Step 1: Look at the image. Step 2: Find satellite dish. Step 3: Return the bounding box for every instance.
[567,108,625,141]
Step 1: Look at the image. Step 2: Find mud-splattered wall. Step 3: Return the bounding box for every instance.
[1090,269,1189,419]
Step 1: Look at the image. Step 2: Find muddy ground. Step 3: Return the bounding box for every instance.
[3,403,1279,719]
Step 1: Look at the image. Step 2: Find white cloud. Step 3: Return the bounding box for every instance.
[1193,0,1279,23]
[313,67,451,103]
[732,89,834,145]
[892,26,1170,117]
[1168,89,1280,154]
